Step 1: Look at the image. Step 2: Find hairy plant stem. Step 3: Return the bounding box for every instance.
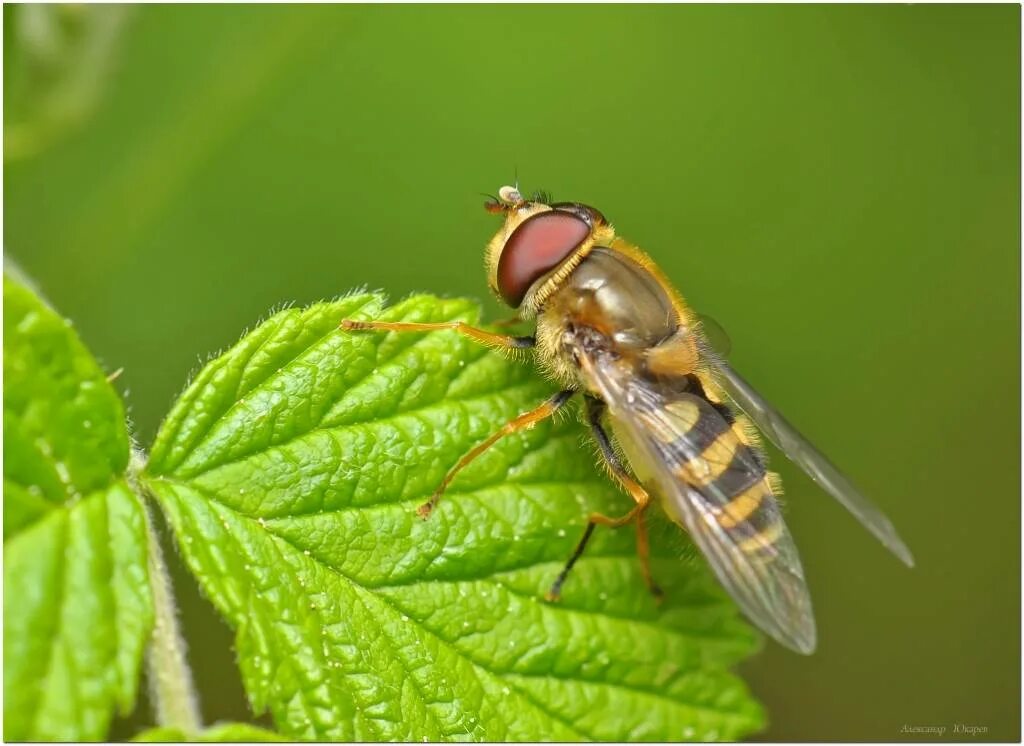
[135,452,202,735]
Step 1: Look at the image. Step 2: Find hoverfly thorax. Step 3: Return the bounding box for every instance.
[484,186,613,315]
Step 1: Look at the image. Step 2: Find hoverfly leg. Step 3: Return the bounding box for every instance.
[545,502,652,602]
[417,389,576,519]
[635,510,664,602]
[546,397,662,602]
[545,522,596,603]
[585,396,662,600]
[339,319,535,350]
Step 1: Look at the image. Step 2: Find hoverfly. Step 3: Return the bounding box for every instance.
[341,185,913,654]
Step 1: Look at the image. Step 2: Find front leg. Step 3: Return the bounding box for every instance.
[340,319,535,350]
[418,389,576,518]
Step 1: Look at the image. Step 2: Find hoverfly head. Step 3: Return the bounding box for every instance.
[483,185,609,314]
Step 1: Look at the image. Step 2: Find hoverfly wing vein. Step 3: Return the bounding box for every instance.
[577,345,817,654]
[707,357,914,568]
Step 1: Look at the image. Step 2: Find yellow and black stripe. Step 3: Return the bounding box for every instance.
[648,392,785,558]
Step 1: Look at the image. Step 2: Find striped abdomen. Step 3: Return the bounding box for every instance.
[642,391,785,558]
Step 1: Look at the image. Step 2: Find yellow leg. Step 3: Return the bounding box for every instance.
[545,396,660,602]
[546,499,655,602]
[340,319,534,350]
[635,510,663,600]
[417,389,575,519]
[586,500,648,528]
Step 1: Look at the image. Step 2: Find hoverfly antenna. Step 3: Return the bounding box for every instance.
[482,190,505,214]
[498,185,523,206]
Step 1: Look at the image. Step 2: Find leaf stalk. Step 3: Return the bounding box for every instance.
[139,463,202,736]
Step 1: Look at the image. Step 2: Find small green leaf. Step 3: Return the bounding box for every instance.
[145,292,765,742]
[133,722,286,742]
[3,276,153,741]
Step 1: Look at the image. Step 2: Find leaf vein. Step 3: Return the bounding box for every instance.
[170,295,379,476]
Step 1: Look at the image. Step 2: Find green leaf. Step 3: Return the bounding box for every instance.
[133,722,287,742]
[3,276,153,741]
[144,292,765,742]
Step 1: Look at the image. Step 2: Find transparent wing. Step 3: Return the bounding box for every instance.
[704,352,914,568]
[695,313,732,357]
[578,348,817,654]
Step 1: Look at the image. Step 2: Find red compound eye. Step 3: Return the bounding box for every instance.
[496,211,591,307]
[550,201,606,226]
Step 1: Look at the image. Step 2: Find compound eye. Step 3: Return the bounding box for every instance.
[496,211,591,307]
[550,202,606,226]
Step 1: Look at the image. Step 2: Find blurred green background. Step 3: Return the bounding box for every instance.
[4,4,1019,741]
